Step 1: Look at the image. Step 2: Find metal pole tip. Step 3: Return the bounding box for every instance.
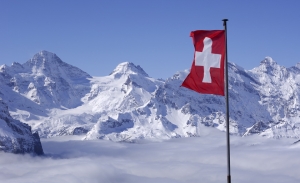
[222,19,228,26]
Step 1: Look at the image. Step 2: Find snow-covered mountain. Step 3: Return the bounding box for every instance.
[1,51,300,142]
[0,50,91,109]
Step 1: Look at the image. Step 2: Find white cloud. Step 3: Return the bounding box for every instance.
[0,128,299,183]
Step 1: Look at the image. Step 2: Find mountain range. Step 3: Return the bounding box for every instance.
[0,50,299,147]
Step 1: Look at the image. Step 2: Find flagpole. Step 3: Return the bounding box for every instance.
[222,18,231,183]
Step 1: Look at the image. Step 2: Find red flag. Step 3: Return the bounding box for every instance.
[181,30,225,96]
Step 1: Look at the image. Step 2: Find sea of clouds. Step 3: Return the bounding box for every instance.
[0,127,299,183]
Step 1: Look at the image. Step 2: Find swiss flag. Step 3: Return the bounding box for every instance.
[181,30,225,96]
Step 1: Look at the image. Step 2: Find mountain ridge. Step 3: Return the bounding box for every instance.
[0,51,300,143]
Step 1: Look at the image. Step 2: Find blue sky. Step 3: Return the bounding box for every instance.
[1,0,300,79]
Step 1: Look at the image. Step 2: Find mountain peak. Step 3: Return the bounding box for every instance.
[294,62,300,69]
[21,51,65,77]
[110,62,149,77]
[39,50,54,56]
[251,56,281,74]
[260,56,277,66]
[32,50,60,63]
[23,50,91,78]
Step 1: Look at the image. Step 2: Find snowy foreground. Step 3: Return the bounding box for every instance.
[0,128,299,183]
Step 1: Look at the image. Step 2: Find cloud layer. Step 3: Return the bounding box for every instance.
[0,128,299,183]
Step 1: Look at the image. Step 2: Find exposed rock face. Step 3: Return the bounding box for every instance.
[0,99,43,155]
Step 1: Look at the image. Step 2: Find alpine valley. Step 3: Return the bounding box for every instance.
[1,50,300,146]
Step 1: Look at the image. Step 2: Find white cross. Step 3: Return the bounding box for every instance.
[195,37,221,83]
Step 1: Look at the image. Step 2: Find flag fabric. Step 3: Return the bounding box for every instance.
[181,30,225,96]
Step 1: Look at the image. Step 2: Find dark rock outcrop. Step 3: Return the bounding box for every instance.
[0,99,44,155]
